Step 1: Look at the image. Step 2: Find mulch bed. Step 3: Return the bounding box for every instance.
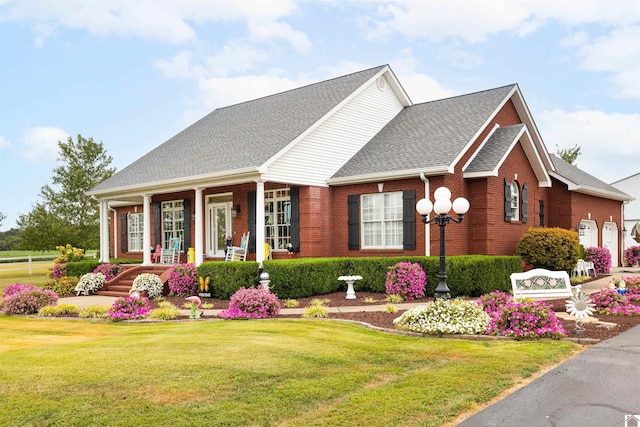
[159,289,640,342]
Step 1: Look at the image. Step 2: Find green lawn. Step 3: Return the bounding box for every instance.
[0,316,579,426]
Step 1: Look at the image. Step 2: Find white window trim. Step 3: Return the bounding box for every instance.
[510,181,519,222]
[265,189,291,251]
[128,212,144,252]
[162,200,184,251]
[361,191,403,249]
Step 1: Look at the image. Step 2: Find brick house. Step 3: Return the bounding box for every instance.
[88,65,631,266]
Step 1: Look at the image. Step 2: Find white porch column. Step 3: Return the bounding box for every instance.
[111,207,118,259]
[142,194,152,265]
[195,187,204,266]
[255,181,265,265]
[100,200,110,262]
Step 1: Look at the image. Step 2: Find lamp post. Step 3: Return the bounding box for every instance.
[416,187,470,300]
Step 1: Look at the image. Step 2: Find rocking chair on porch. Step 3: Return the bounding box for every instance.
[224,232,249,262]
[161,238,181,264]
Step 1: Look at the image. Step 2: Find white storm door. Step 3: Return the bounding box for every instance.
[206,202,231,258]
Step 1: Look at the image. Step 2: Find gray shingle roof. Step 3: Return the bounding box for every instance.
[465,124,525,173]
[331,84,516,179]
[550,154,630,199]
[92,65,387,192]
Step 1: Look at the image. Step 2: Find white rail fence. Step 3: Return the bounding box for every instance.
[0,254,97,275]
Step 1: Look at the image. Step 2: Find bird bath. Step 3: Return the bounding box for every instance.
[338,275,362,300]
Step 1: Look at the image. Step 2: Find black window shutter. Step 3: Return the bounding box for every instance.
[539,200,545,227]
[290,187,300,252]
[120,213,128,253]
[153,202,161,247]
[504,178,512,222]
[521,184,528,223]
[403,189,416,250]
[348,194,360,250]
[183,199,191,250]
[247,191,256,253]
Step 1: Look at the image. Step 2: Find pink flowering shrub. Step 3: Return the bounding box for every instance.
[385,262,426,301]
[1,283,59,315]
[167,263,199,296]
[624,246,640,267]
[218,287,280,319]
[108,295,151,321]
[584,246,612,274]
[477,291,513,317]
[51,262,68,279]
[93,263,123,281]
[483,300,566,339]
[589,288,640,316]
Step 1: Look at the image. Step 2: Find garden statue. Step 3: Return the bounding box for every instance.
[185,296,204,319]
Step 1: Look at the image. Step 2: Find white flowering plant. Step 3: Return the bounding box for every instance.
[75,272,106,296]
[393,298,490,335]
[131,273,164,299]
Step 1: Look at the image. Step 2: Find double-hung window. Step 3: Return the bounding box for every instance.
[162,200,184,250]
[510,181,519,222]
[127,212,144,252]
[361,192,403,249]
[264,189,291,250]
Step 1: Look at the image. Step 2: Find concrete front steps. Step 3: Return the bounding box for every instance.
[96,265,172,297]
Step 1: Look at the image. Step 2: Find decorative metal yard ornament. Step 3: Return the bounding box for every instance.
[565,286,595,333]
[185,296,203,319]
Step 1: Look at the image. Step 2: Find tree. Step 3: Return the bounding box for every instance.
[0,212,5,228]
[17,134,115,250]
[556,144,582,165]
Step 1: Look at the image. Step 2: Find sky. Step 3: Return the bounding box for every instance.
[1,0,639,232]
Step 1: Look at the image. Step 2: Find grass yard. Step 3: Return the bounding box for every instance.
[0,316,579,426]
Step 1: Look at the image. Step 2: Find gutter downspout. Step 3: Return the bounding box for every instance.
[420,173,430,256]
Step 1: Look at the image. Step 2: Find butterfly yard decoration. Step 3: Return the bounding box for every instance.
[565,286,595,333]
[198,276,212,298]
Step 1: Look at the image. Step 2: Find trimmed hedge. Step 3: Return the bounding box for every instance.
[65,258,145,278]
[64,256,522,300]
[264,255,521,299]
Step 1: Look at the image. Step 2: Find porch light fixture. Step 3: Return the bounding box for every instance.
[416,187,470,300]
[231,205,241,218]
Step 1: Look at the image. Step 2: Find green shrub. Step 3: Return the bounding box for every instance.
[54,244,85,264]
[38,303,79,317]
[302,299,329,319]
[149,301,181,320]
[42,277,79,297]
[197,262,259,299]
[516,227,580,272]
[393,299,490,335]
[79,305,110,319]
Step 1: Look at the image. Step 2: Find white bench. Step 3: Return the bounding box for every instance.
[510,268,579,302]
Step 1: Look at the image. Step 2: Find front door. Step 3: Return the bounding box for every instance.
[206,202,231,258]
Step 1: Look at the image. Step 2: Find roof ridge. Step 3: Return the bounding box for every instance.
[411,83,517,107]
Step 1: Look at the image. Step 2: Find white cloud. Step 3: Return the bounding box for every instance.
[0,135,9,148]
[21,127,69,161]
[0,0,303,46]
[247,18,312,53]
[538,109,640,182]
[364,0,640,43]
[572,25,640,98]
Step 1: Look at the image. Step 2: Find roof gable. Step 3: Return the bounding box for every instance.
[463,123,551,186]
[91,65,389,195]
[330,84,516,183]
